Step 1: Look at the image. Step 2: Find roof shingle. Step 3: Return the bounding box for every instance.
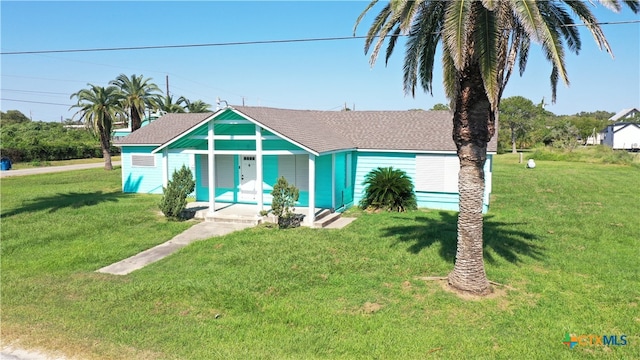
[115,107,497,153]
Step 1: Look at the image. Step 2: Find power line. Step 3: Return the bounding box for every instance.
[1,98,72,107]
[2,20,637,56]
[0,36,368,55]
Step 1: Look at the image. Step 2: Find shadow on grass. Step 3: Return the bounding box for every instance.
[1,191,125,218]
[382,211,544,264]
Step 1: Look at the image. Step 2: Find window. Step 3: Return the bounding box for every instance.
[414,155,459,193]
[278,155,308,191]
[131,154,155,167]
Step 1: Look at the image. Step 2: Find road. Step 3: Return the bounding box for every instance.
[0,162,121,178]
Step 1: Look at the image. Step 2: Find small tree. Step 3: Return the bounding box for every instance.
[270,176,300,229]
[160,165,195,220]
[360,167,417,212]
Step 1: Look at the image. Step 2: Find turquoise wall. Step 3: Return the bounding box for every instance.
[121,146,164,194]
[353,151,492,214]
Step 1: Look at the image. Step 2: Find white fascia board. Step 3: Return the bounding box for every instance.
[151,111,221,154]
[316,148,357,156]
[115,143,161,148]
[356,148,457,154]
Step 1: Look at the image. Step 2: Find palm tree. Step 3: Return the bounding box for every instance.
[70,85,125,170]
[110,74,162,132]
[157,94,186,113]
[356,0,638,295]
[180,98,213,113]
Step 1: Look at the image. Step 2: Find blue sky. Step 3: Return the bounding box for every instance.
[1,1,639,122]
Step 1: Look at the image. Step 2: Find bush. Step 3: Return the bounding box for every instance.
[270,176,301,229]
[159,165,195,220]
[360,167,417,212]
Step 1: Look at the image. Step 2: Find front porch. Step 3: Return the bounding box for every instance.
[186,203,348,228]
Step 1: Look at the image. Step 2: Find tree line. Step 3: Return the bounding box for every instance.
[0,74,212,167]
[430,99,629,154]
[71,74,212,170]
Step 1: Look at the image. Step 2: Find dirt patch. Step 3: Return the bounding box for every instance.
[361,302,383,314]
[415,276,511,301]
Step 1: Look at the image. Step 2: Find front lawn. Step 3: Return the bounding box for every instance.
[1,156,638,359]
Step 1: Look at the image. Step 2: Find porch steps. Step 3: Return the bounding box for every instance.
[205,213,262,225]
[313,209,342,228]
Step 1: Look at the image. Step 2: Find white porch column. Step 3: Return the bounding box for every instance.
[331,153,336,211]
[207,121,215,215]
[307,154,316,226]
[255,125,264,211]
[162,148,169,188]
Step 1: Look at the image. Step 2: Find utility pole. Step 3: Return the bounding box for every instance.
[166,75,170,97]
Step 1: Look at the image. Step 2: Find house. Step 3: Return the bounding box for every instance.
[114,106,497,225]
[601,122,640,151]
[609,108,639,122]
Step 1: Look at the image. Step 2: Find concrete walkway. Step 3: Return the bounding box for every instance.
[97,221,253,275]
[0,161,121,178]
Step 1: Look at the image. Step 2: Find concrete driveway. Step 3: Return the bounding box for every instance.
[0,162,121,178]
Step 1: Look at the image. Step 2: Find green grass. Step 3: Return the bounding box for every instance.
[10,156,122,170]
[1,157,639,359]
[528,145,640,167]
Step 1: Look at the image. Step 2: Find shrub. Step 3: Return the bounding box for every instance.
[159,165,195,220]
[360,167,417,212]
[270,176,301,229]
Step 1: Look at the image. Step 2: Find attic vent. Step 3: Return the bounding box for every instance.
[132,154,155,167]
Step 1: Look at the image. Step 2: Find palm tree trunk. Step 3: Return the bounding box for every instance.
[99,127,113,171]
[131,107,142,132]
[448,61,495,296]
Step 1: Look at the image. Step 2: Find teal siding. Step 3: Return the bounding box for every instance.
[121,146,163,194]
[353,151,491,213]
[314,155,333,208]
[353,152,416,206]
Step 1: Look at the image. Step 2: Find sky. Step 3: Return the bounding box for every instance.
[1,1,639,122]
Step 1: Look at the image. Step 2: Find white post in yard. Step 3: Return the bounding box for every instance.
[331,153,336,211]
[255,125,264,211]
[162,148,169,188]
[207,121,215,215]
[307,154,316,226]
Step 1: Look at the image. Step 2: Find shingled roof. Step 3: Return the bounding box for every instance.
[113,112,215,146]
[115,106,497,153]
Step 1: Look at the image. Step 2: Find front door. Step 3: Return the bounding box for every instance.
[239,155,257,201]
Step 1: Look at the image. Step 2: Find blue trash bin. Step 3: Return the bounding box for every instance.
[1,158,12,171]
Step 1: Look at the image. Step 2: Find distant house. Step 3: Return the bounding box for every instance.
[609,108,639,122]
[112,113,162,140]
[114,106,497,225]
[601,122,640,151]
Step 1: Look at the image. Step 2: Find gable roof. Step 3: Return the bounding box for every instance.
[115,106,498,153]
[113,112,215,146]
[609,108,640,121]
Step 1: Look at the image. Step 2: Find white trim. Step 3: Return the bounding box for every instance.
[151,111,221,154]
[356,148,497,155]
[162,148,169,188]
[255,125,264,211]
[207,121,215,215]
[215,119,252,125]
[316,148,357,156]
[116,143,161,148]
[171,149,309,155]
[189,134,282,141]
[307,154,316,226]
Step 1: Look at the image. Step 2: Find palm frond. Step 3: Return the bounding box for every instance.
[442,0,472,70]
[473,2,500,109]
